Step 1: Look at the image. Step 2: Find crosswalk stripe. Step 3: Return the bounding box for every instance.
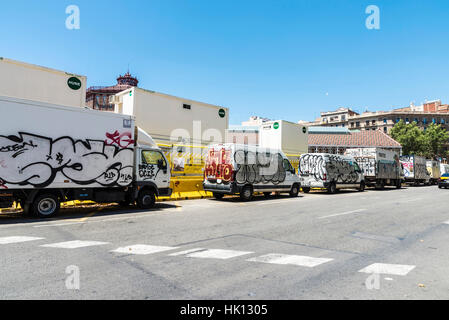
[186,249,254,260]
[359,263,416,276]
[0,236,44,244]
[112,245,179,255]
[247,254,333,267]
[168,248,205,256]
[41,240,109,249]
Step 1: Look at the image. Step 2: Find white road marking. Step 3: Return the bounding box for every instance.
[318,209,367,219]
[41,240,109,249]
[33,222,86,228]
[443,220,449,225]
[247,253,333,267]
[187,249,253,260]
[168,248,205,256]
[112,244,179,255]
[0,236,44,244]
[359,263,416,276]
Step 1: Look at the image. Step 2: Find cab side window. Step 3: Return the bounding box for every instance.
[283,159,293,172]
[142,150,166,166]
[353,163,361,172]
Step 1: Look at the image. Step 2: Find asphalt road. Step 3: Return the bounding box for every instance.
[1,185,449,300]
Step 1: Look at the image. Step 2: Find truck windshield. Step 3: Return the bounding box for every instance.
[142,150,166,166]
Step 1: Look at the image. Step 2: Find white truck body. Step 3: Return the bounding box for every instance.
[0,57,86,108]
[426,160,441,183]
[203,143,301,199]
[0,96,171,217]
[440,163,449,175]
[400,155,430,185]
[259,120,308,155]
[298,153,365,193]
[344,148,402,188]
[112,87,229,146]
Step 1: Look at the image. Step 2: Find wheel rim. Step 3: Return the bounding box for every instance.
[38,198,56,216]
[142,195,153,206]
[292,187,298,194]
[244,189,251,198]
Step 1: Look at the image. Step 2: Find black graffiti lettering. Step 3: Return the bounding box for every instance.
[0,132,134,188]
[234,150,286,185]
[138,164,159,180]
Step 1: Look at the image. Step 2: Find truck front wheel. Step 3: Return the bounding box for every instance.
[137,189,156,209]
[32,194,60,218]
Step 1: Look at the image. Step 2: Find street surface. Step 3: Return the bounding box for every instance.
[1,186,448,300]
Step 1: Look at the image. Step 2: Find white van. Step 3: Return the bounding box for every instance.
[298,153,365,193]
[203,144,301,200]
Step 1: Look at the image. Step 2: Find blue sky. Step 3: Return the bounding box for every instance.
[1,0,449,124]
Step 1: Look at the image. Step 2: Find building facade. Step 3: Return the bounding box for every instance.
[86,72,138,111]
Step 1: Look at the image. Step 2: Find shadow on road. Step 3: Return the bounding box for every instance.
[0,202,178,225]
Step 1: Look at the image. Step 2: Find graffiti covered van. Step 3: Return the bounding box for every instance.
[0,96,171,217]
[298,153,365,193]
[344,148,402,189]
[400,155,430,185]
[203,144,301,200]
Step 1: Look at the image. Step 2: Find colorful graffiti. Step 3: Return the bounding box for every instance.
[205,148,233,182]
[299,154,358,184]
[234,150,286,185]
[0,132,134,188]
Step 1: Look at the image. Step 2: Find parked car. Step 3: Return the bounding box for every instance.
[298,153,365,194]
[203,144,301,201]
[438,173,449,189]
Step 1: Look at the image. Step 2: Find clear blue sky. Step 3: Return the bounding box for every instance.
[1,0,448,124]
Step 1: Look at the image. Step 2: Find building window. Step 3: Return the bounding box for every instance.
[383,118,387,124]
[356,122,360,127]
[423,118,427,124]
[372,120,376,125]
[441,119,446,124]
[414,118,419,123]
[350,122,355,128]
[396,118,401,123]
[366,120,370,126]
[384,127,387,133]
[432,118,436,124]
[405,118,409,123]
[183,104,191,110]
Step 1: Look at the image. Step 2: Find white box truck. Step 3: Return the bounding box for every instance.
[0,96,172,218]
[111,87,229,145]
[298,153,365,193]
[259,120,308,155]
[203,144,301,200]
[400,155,430,186]
[344,148,402,189]
[426,160,441,185]
[0,57,86,108]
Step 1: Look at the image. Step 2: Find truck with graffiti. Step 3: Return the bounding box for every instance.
[203,144,301,200]
[426,160,441,185]
[400,155,430,186]
[298,153,365,193]
[344,148,402,189]
[0,96,172,218]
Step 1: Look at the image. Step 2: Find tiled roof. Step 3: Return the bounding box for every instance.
[309,129,402,149]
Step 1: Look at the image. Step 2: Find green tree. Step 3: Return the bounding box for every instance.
[390,120,426,156]
[422,123,449,159]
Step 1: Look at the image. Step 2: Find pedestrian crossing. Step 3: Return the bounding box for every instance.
[0,236,416,277]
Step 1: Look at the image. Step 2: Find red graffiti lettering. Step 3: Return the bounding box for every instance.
[105,131,135,148]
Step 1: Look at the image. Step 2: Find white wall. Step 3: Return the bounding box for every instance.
[0,58,86,108]
[260,120,308,155]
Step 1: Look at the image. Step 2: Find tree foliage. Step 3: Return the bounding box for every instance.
[389,120,449,159]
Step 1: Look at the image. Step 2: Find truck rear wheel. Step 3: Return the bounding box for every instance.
[240,186,253,201]
[289,184,300,197]
[32,194,60,218]
[327,182,337,194]
[359,181,365,192]
[396,180,402,189]
[302,187,311,193]
[137,189,156,209]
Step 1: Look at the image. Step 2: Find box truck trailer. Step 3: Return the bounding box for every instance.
[426,160,441,185]
[203,144,301,200]
[344,148,402,189]
[259,120,309,155]
[400,155,430,186]
[0,96,171,218]
[298,153,365,193]
[0,57,86,108]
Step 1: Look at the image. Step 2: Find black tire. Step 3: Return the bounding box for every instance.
[438,185,442,189]
[396,180,402,189]
[290,184,300,197]
[20,202,32,217]
[302,187,311,193]
[32,193,60,218]
[240,186,253,201]
[137,189,156,209]
[359,181,365,192]
[327,182,337,194]
[213,193,224,200]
